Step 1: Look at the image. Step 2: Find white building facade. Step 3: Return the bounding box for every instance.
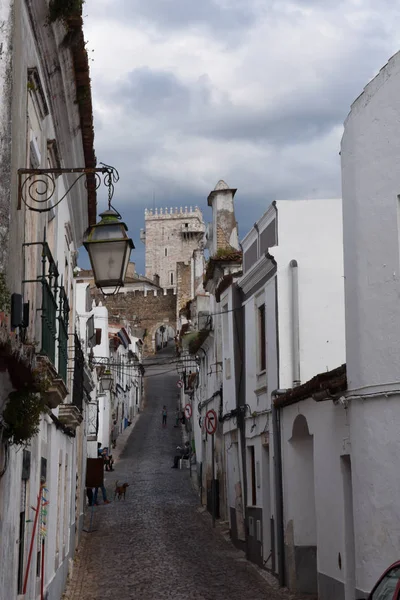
[0,3,97,598]
[341,50,400,597]
[224,198,346,581]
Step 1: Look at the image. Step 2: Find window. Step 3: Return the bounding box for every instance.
[165,248,168,257]
[258,304,266,372]
[371,566,400,599]
[170,272,174,285]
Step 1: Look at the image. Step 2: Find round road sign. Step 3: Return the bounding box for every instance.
[205,409,218,435]
[184,404,192,419]
[177,380,183,389]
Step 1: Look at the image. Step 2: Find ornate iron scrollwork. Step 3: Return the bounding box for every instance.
[17,163,119,213]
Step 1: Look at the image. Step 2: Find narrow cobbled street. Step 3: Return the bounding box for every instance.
[64,348,295,600]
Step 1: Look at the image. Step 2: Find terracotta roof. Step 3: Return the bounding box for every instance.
[204,250,243,286]
[68,14,97,226]
[274,364,347,409]
[215,272,243,302]
[187,330,210,355]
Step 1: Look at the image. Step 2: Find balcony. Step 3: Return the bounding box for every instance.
[22,240,69,406]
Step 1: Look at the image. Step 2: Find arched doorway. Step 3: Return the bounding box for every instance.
[286,414,317,594]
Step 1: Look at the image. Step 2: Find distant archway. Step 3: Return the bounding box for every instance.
[153,323,175,352]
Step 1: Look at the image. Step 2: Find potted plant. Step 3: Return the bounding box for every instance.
[2,389,47,446]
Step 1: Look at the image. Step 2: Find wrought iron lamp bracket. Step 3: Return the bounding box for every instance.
[17,163,119,214]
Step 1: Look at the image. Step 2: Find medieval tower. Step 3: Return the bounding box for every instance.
[141,206,205,290]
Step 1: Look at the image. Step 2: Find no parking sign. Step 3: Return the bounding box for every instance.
[205,409,217,435]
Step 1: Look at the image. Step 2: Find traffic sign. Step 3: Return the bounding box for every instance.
[205,409,218,435]
[177,380,183,388]
[184,404,192,419]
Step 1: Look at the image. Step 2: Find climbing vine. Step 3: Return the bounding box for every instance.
[2,389,47,446]
[47,0,85,25]
[0,273,11,314]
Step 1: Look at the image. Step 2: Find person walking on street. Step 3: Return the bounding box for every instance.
[174,408,180,428]
[93,485,110,505]
[162,405,168,427]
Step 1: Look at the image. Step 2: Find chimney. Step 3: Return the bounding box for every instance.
[126,262,136,279]
[153,273,160,286]
[207,180,239,255]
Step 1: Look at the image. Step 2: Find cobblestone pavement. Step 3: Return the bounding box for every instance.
[64,347,313,600]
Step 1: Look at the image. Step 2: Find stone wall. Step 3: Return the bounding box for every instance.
[144,206,205,290]
[92,288,177,355]
[0,0,14,275]
[176,261,191,319]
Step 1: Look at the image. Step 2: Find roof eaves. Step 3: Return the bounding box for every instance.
[274,364,347,409]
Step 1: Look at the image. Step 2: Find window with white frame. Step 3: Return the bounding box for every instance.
[222,303,231,379]
[255,292,267,374]
[258,303,266,372]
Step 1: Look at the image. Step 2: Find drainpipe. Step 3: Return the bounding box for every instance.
[232,284,249,558]
[289,260,300,387]
[272,389,287,588]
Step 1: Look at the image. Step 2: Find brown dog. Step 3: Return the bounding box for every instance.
[114,481,129,500]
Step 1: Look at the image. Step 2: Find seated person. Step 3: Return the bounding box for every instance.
[171,441,191,468]
[100,447,114,471]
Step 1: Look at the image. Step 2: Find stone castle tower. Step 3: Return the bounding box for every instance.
[141,206,205,290]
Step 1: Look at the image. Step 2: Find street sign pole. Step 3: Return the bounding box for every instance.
[212,432,215,528]
[205,409,218,529]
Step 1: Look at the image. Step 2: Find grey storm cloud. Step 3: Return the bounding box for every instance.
[112,0,257,34]
[83,0,400,272]
[114,36,382,149]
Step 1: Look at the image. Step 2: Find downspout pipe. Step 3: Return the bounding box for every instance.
[289,260,300,387]
[272,389,287,588]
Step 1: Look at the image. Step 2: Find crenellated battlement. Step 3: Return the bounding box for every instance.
[144,206,202,219]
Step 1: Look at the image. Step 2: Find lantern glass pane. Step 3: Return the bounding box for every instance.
[90,224,126,241]
[88,241,128,285]
[122,244,131,282]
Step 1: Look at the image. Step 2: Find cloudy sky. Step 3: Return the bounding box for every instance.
[83,0,400,274]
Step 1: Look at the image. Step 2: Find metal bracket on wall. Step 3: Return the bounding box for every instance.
[17,163,119,213]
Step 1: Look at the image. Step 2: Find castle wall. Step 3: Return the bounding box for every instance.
[144,206,205,290]
[91,288,177,355]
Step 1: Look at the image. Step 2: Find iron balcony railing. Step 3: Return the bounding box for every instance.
[41,278,58,365]
[23,237,70,384]
[58,285,69,383]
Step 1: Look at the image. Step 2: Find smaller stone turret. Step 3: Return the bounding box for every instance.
[207,180,239,255]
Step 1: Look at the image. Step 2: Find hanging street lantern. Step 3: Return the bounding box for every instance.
[83,208,134,294]
[100,370,113,391]
[17,162,134,294]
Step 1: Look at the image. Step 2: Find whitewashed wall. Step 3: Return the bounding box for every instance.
[274,199,345,389]
[342,51,400,595]
[281,399,349,598]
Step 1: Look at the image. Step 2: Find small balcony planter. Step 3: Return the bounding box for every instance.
[35,355,68,408]
[44,378,69,409]
[58,404,83,430]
